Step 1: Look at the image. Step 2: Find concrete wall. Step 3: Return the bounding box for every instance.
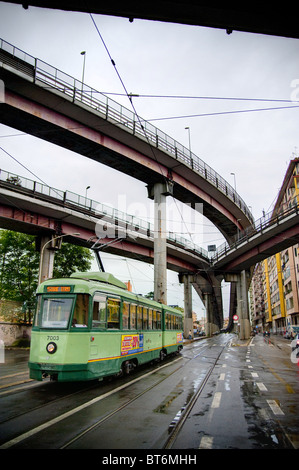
[0,322,32,346]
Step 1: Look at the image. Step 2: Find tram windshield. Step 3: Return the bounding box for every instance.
[40,297,74,328]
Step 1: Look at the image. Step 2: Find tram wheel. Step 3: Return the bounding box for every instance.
[122,360,131,375]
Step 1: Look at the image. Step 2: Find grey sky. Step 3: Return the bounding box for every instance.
[0,3,298,315]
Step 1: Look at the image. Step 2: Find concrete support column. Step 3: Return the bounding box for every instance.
[232,271,250,340]
[204,293,218,337]
[153,182,167,304]
[239,270,251,339]
[182,274,193,338]
[38,235,56,284]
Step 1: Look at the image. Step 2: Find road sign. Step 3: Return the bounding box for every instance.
[233,315,239,322]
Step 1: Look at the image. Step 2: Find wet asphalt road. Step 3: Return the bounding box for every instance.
[0,333,298,450]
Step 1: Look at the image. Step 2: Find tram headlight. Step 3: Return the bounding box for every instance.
[46,342,57,354]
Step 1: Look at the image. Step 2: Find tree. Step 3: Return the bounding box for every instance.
[0,230,93,322]
[53,242,93,278]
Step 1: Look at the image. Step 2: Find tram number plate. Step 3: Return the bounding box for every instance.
[47,336,59,341]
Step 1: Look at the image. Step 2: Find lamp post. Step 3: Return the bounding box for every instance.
[230,172,236,191]
[185,127,191,153]
[38,232,80,285]
[81,51,86,93]
[85,185,90,206]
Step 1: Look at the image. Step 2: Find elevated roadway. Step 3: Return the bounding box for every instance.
[0,168,224,332]
[0,38,253,242]
[212,204,299,274]
[0,169,210,274]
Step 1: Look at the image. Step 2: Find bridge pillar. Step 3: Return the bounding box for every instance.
[38,235,56,284]
[238,270,251,340]
[226,271,251,339]
[148,181,173,304]
[204,293,219,337]
[182,274,193,339]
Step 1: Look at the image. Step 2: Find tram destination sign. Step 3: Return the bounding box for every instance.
[45,286,73,293]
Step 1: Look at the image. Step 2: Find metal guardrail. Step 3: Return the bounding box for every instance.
[0,38,254,224]
[0,168,210,260]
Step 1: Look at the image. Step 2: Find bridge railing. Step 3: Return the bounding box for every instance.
[0,38,253,224]
[0,168,210,260]
[211,200,299,262]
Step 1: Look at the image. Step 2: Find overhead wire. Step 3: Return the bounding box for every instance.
[89,13,197,247]
[146,104,299,122]
[98,92,299,104]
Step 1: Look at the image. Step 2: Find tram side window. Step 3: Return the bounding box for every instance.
[130,304,137,330]
[92,294,106,329]
[107,298,120,329]
[122,301,129,329]
[72,294,89,327]
[157,311,162,330]
[148,308,153,330]
[143,307,148,329]
[154,310,161,330]
[137,306,143,330]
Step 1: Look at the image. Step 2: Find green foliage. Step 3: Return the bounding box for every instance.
[0,230,92,322]
[0,230,39,304]
[53,243,92,278]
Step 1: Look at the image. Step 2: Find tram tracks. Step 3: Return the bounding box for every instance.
[163,345,225,449]
[61,340,227,449]
[0,357,182,449]
[1,337,229,449]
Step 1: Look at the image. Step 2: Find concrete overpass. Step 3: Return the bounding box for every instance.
[0,168,224,336]
[0,38,253,242]
[0,37,254,334]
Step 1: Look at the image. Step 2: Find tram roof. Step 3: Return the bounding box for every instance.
[36,272,183,315]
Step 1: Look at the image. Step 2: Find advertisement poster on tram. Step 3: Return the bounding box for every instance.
[121,334,144,356]
[177,332,183,343]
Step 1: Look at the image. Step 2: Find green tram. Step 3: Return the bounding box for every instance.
[29,272,184,382]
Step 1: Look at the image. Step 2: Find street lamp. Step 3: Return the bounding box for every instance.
[185,127,191,153]
[38,232,80,285]
[80,51,86,93]
[85,185,90,206]
[230,172,236,191]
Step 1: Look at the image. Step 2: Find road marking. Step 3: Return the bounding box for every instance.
[199,436,213,449]
[246,359,251,363]
[251,372,259,378]
[257,382,268,391]
[267,399,284,415]
[219,373,225,380]
[260,358,295,394]
[211,391,222,408]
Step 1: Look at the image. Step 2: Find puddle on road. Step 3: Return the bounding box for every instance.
[154,381,184,414]
[154,373,208,414]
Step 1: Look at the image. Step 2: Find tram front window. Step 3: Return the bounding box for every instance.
[40,297,73,328]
